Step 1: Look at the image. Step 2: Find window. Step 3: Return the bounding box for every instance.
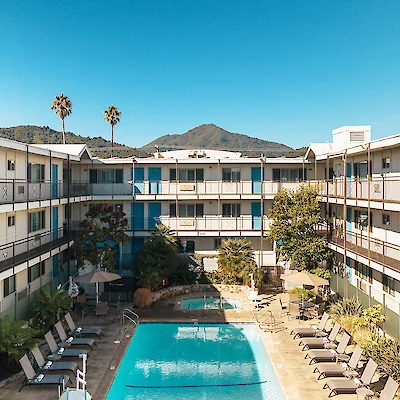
[382,158,391,169]
[169,203,177,217]
[222,204,241,217]
[354,161,370,179]
[174,169,204,182]
[178,204,204,217]
[354,210,372,232]
[7,160,15,171]
[28,163,45,182]
[28,261,45,282]
[383,274,395,296]
[382,214,390,226]
[355,262,372,283]
[7,216,15,227]
[4,275,16,297]
[89,169,123,183]
[222,168,241,182]
[29,210,45,232]
[272,168,307,182]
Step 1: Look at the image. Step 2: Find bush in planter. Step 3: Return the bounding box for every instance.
[288,287,316,301]
[133,288,153,308]
[0,316,39,379]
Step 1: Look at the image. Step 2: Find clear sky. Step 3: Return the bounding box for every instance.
[1,0,400,149]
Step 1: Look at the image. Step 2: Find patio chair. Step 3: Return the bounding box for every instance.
[288,292,299,302]
[305,332,350,365]
[55,321,96,350]
[279,298,288,316]
[19,354,70,397]
[31,345,78,376]
[377,376,399,400]
[322,358,378,397]
[304,303,325,320]
[108,294,121,315]
[288,302,303,321]
[95,301,108,317]
[291,312,329,339]
[45,331,88,359]
[313,345,363,380]
[299,322,341,351]
[65,312,103,339]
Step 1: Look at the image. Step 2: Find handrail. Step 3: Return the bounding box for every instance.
[255,309,273,323]
[253,309,277,333]
[122,308,139,328]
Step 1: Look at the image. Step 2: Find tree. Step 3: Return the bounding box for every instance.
[50,93,72,144]
[267,184,330,270]
[104,105,121,156]
[32,286,73,330]
[73,203,129,272]
[217,238,263,285]
[151,223,178,250]
[0,316,38,376]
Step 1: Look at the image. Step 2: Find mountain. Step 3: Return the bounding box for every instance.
[0,125,146,158]
[140,124,306,157]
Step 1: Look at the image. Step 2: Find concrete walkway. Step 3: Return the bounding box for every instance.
[1,291,365,400]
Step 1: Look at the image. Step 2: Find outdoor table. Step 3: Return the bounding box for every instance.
[291,300,315,309]
[59,389,92,400]
[324,342,337,349]
[47,353,62,361]
[336,353,350,363]
[343,370,358,379]
[356,386,374,399]
[315,331,328,338]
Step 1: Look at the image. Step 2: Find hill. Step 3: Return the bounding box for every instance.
[0,125,146,158]
[140,124,305,157]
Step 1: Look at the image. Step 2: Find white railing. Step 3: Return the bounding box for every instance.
[121,308,139,328]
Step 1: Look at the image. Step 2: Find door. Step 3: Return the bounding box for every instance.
[134,168,144,194]
[52,164,58,197]
[346,162,352,197]
[148,203,161,230]
[52,206,59,240]
[252,202,262,229]
[148,167,161,194]
[251,167,261,194]
[133,202,144,230]
[346,207,352,242]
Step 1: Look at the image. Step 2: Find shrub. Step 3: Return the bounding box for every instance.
[329,297,363,321]
[133,288,153,308]
[310,267,332,279]
[288,287,316,301]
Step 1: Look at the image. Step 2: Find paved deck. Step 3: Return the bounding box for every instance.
[1,290,372,400]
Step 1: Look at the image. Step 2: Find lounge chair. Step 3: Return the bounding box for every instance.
[299,322,341,351]
[323,358,377,397]
[19,354,69,397]
[55,321,96,350]
[291,312,329,339]
[45,331,88,359]
[305,332,350,365]
[313,345,363,379]
[65,312,103,340]
[31,345,78,376]
[378,376,399,400]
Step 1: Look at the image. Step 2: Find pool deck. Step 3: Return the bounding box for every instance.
[1,289,375,400]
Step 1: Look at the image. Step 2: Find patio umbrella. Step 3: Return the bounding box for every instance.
[280,271,329,287]
[74,270,121,303]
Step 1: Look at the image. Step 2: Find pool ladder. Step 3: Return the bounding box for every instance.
[255,310,277,333]
[121,308,139,329]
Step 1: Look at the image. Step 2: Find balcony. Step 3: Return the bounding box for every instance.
[329,230,400,273]
[0,227,70,273]
[0,180,90,204]
[320,177,400,203]
[130,216,271,233]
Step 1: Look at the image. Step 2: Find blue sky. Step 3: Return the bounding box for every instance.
[1,0,400,149]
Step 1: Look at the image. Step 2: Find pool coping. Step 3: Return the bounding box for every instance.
[175,292,246,311]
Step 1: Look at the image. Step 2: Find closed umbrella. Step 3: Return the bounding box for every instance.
[74,270,121,303]
[280,271,329,287]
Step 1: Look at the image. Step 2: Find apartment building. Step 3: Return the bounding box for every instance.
[306,126,400,338]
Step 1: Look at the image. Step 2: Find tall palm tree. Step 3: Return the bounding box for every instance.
[104,105,121,156]
[50,93,72,144]
[151,223,178,250]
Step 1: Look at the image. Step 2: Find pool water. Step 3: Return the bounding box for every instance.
[106,323,286,400]
[181,296,243,309]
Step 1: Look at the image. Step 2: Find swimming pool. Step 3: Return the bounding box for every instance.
[180,296,243,309]
[106,323,286,400]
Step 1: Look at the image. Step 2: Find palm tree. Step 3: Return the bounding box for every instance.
[50,93,72,144]
[104,105,121,156]
[151,223,178,250]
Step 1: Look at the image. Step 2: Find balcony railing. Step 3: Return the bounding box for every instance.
[319,176,400,203]
[0,227,70,273]
[329,229,400,273]
[0,180,90,204]
[129,216,271,232]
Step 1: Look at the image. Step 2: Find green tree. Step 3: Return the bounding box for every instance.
[73,203,129,272]
[267,184,330,270]
[217,238,262,285]
[50,93,72,144]
[151,223,178,250]
[104,105,121,156]
[0,316,39,374]
[32,286,73,330]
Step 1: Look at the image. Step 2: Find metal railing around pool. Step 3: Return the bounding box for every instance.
[121,308,139,328]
